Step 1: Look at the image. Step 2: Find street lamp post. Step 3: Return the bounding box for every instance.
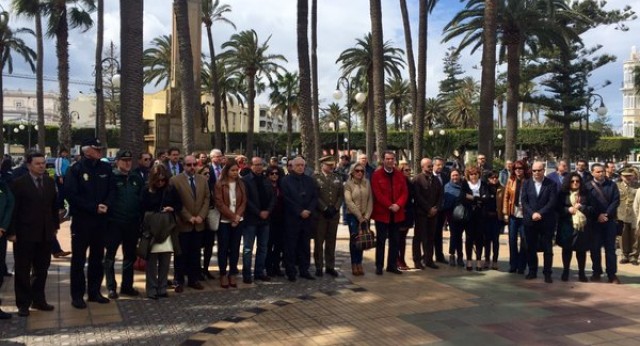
[402,113,412,162]
[585,93,607,160]
[95,57,121,139]
[333,76,366,156]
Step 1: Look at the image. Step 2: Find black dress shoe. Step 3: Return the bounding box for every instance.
[31,302,54,311]
[590,274,602,282]
[517,269,525,275]
[325,268,339,277]
[108,290,119,299]
[120,287,140,297]
[287,275,297,282]
[525,273,537,280]
[147,295,158,300]
[203,271,215,280]
[0,309,11,319]
[386,268,402,275]
[188,281,204,290]
[508,268,517,273]
[375,268,383,275]
[300,272,316,280]
[255,275,271,282]
[17,307,29,317]
[243,277,253,284]
[544,275,553,283]
[157,293,169,298]
[88,294,110,304]
[425,263,439,269]
[315,269,323,277]
[608,275,621,284]
[414,263,426,270]
[71,298,87,309]
[436,258,449,265]
[561,270,569,282]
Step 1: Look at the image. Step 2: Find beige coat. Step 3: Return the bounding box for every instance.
[170,173,210,232]
[344,177,373,222]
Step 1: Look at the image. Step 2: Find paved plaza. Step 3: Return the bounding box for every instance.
[1,222,640,345]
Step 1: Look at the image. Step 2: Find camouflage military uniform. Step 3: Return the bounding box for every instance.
[617,175,638,264]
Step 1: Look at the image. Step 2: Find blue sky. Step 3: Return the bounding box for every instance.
[1,0,638,132]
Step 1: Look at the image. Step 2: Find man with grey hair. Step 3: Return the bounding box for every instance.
[281,157,318,281]
[65,138,114,309]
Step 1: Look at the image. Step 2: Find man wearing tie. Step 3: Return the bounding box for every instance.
[8,152,59,316]
[546,159,569,191]
[521,161,557,283]
[170,155,210,292]
[166,147,183,177]
[201,148,224,279]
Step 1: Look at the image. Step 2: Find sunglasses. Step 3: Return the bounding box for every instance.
[532,169,543,172]
[184,163,196,167]
[354,169,364,173]
[269,172,279,176]
[571,180,580,183]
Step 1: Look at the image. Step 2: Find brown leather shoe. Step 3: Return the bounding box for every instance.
[53,251,71,258]
[358,264,364,276]
[352,264,358,276]
[608,276,621,284]
[220,275,229,288]
[228,275,237,288]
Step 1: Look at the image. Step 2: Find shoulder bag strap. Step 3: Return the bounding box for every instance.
[590,180,610,206]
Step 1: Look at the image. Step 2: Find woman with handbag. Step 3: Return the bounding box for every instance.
[556,173,593,282]
[461,166,485,271]
[344,163,373,276]
[141,165,181,300]
[397,161,414,270]
[443,169,465,267]
[215,159,247,288]
[502,160,530,274]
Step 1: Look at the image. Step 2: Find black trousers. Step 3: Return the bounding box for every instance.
[104,221,140,291]
[266,219,285,274]
[525,223,554,275]
[434,211,447,261]
[413,215,436,265]
[14,240,52,309]
[375,221,400,271]
[175,231,205,285]
[284,219,312,277]
[70,215,107,300]
[201,230,216,272]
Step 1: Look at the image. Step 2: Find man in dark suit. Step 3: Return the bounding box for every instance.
[433,157,450,264]
[575,159,593,182]
[133,152,152,183]
[8,152,59,317]
[201,148,224,280]
[546,159,569,191]
[521,161,558,283]
[413,158,443,269]
[165,147,183,177]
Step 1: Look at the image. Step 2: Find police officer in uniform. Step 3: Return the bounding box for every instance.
[313,156,344,277]
[65,138,114,309]
[618,168,638,265]
[104,150,144,299]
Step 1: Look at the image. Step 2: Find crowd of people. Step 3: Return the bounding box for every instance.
[0,138,636,320]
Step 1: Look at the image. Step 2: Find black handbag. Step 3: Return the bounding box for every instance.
[452,204,469,224]
[136,232,154,260]
[355,221,376,251]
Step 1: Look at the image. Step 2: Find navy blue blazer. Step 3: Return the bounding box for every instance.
[521,177,557,228]
[546,171,568,191]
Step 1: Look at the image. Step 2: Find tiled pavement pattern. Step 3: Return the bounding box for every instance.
[3,223,640,345]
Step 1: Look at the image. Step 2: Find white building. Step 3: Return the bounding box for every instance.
[622,46,640,137]
[1,89,60,125]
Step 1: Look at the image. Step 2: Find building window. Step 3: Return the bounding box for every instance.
[15,101,22,109]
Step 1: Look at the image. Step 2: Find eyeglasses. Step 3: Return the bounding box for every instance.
[571,180,580,183]
[354,169,364,173]
[269,172,279,176]
[184,163,196,167]
[532,169,543,172]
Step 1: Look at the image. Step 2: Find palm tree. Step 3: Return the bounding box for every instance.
[320,102,346,131]
[173,0,197,154]
[446,77,479,128]
[0,10,36,156]
[478,0,498,166]
[221,29,287,157]
[11,0,45,153]
[369,0,388,159]
[95,0,105,144]
[385,76,410,131]
[42,0,95,151]
[202,0,236,150]
[635,66,640,94]
[424,97,447,128]
[399,0,417,131]
[311,0,320,166]
[119,0,144,158]
[443,0,578,161]
[336,33,404,157]
[269,71,299,157]
[414,0,438,172]
[143,34,172,88]
[296,0,314,164]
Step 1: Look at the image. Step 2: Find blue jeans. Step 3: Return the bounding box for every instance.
[509,216,527,272]
[217,222,243,276]
[242,223,270,279]
[346,214,363,264]
[375,221,399,271]
[591,220,617,278]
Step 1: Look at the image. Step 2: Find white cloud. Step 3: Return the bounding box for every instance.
[1,0,639,132]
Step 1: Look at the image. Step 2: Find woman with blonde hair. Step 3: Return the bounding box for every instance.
[396,160,414,270]
[344,162,373,275]
[215,159,247,288]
